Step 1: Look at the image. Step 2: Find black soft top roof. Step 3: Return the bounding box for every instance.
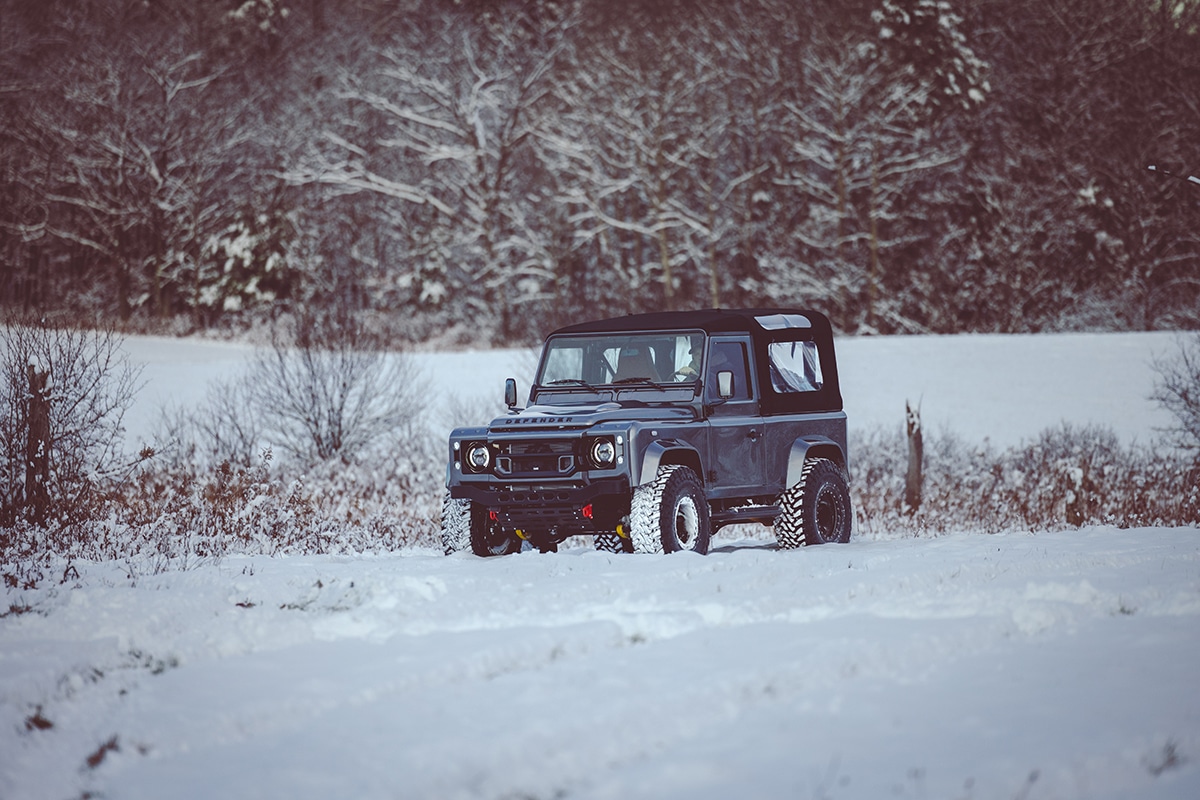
[550,308,832,338]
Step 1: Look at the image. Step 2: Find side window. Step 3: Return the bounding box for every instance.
[672,334,705,382]
[706,340,752,401]
[767,340,823,393]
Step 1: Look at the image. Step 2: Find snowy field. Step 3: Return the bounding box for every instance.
[3,331,1199,800]
[119,330,1184,449]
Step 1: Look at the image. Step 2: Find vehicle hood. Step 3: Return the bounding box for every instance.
[489,401,695,431]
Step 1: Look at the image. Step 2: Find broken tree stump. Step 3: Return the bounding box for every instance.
[904,400,923,514]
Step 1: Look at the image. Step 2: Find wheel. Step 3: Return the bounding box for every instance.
[775,458,851,549]
[629,465,711,555]
[440,491,521,556]
[470,505,522,556]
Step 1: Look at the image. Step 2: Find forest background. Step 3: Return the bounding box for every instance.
[2,0,1198,345]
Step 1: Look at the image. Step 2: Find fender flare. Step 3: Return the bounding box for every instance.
[785,436,847,489]
[636,440,703,487]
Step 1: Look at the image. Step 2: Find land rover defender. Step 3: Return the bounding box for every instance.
[442,308,850,555]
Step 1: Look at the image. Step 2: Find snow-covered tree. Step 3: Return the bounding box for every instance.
[3,2,277,323]
[962,0,1200,331]
[1,0,1197,336]
[766,0,981,332]
[284,0,575,339]
[872,0,989,115]
[539,22,709,312]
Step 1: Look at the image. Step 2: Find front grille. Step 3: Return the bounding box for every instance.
[494,440,578,477]
[507,441,575,455]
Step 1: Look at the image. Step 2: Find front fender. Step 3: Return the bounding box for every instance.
[636,440,703,487]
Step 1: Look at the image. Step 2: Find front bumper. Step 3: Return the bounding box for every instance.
[449,476,631,535]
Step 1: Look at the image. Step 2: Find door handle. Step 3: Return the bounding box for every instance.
[748,428,760,442]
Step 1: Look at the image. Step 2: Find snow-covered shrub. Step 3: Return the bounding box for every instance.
[0,321,142,531]
[249,312,426,467]
[121,452,344,568]
[104,313,438,568]
[283,443,442,552]
[153,375,263,470]
[852,423,1199,536]
[2,318,440,587]
[1152,333,1200,458]
[111,442,441,573]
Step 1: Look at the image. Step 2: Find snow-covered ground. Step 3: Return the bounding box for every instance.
[3,331,1198,800]
[3,530,1198,799]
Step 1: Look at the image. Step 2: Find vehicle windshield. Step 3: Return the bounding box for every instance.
[538,332,705,388]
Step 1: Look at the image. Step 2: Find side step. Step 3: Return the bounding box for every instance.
[711,504,780,527]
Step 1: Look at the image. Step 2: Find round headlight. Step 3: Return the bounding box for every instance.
[466,443,491,470]
[590,438,616,467]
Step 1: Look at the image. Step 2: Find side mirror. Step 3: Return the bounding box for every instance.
[504,377,518,409]
[717,370,734,399]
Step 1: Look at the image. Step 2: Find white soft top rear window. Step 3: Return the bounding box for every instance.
[767,340,823,393]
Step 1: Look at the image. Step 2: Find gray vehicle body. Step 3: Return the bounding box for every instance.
[445,308,847,550]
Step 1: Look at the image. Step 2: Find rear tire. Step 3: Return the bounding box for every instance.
[629,465,711,555]
[775,458,851,549]
[440,493,472,554]
[593,531,633,553]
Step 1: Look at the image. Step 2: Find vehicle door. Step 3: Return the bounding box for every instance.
[704,336,764,497]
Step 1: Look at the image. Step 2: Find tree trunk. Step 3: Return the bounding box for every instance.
[657,221,673,311]
[708,183,719,309]
[25,364,51,525]
[904,400,922,514]
[867,143,880,332]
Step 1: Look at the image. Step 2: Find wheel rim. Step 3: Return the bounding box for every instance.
[673,496,700,550]
[482,524,515,555]
[815,487,842,542]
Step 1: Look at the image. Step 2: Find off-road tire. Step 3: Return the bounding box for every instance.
[593,531,633,553]
[775,458,851,549]
[441,491,521,556]
[440,492,472,554]
[470,507,522,556]
[629,464,711,555]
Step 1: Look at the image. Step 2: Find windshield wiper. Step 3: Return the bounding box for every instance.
[613,377,660,386]
[546,378,600,391]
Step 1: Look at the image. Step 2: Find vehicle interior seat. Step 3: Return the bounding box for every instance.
[615,347,660,382]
